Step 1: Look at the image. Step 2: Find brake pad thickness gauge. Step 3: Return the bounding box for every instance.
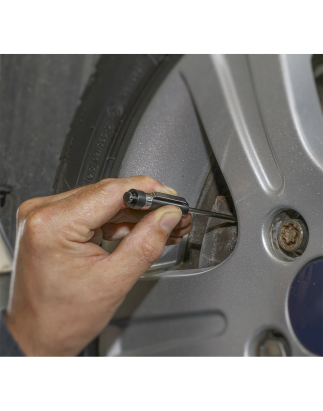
[123,189,236,222]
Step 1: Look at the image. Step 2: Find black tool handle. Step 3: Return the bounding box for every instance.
[123,189,189,216]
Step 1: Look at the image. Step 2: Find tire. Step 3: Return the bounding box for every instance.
[53,55,182,194]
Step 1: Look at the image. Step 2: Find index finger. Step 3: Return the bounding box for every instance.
[50,175,178,234]
[108,207,192,228]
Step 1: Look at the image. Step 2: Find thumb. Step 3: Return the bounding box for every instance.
[106,205,182,284]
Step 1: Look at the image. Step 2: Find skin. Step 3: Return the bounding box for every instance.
[5,175,192,356]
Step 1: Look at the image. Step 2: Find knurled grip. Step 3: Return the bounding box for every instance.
[123,189,189,215]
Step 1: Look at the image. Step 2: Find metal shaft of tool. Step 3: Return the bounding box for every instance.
[189,207,236,222]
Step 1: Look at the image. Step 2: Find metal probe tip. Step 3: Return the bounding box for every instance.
[189,207,236,222]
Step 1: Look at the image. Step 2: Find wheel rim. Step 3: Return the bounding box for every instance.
[100,55,323,356]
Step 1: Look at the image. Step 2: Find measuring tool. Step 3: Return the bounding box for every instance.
[123,189,236,222]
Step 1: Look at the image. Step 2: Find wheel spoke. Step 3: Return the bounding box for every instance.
[249,54,323,176]
[180,54,284,200]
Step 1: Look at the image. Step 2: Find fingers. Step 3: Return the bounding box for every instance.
[166,237,183,246]
[102,223,190,243]
[102,213,191,240]
[89,227,104,245]
[168,222,192,238]
[106,205,182,285]
[165,217,192,246]
[109,208,192,226]
[49,176,178,238]
[102,222,136,240]
[174,213,192,229]
[108,208,149,224]
[103,224,189,245]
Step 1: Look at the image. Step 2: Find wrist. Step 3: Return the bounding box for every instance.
[4,310,41,356]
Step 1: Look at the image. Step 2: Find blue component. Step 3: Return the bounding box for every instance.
[288,258,323,356]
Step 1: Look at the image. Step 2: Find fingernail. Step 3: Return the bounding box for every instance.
[163,184,177,195]
[159,212,182,234]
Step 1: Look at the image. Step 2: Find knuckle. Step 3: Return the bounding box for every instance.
[93,178,119,197]
[25,209,44,230]
[24,207,51,240]
[17,199,38,222]
[96,178,113,189]
[138,175,157,186]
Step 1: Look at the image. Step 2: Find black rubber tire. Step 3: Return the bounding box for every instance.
[53,54,182,194]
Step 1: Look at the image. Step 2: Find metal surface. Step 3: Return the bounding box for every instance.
[199,196,238,268]
[101,54,323,356]
[258,337,288,357]
[247,329,291,357]
[143,194,153,210]
[269,209,308,260]
[188,207,236,221]
[278,219,307,252]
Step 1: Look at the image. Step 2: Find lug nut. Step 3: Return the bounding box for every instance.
[278,219,307,253]
[249,329,291,357]
[257,331,290,357]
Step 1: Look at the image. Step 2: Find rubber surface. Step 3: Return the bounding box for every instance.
[53,55,182,194]
[0,55,98,249]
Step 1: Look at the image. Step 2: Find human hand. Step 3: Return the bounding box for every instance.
[5,176,192,356]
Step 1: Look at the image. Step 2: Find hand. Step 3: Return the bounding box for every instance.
[5,176,192,356]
